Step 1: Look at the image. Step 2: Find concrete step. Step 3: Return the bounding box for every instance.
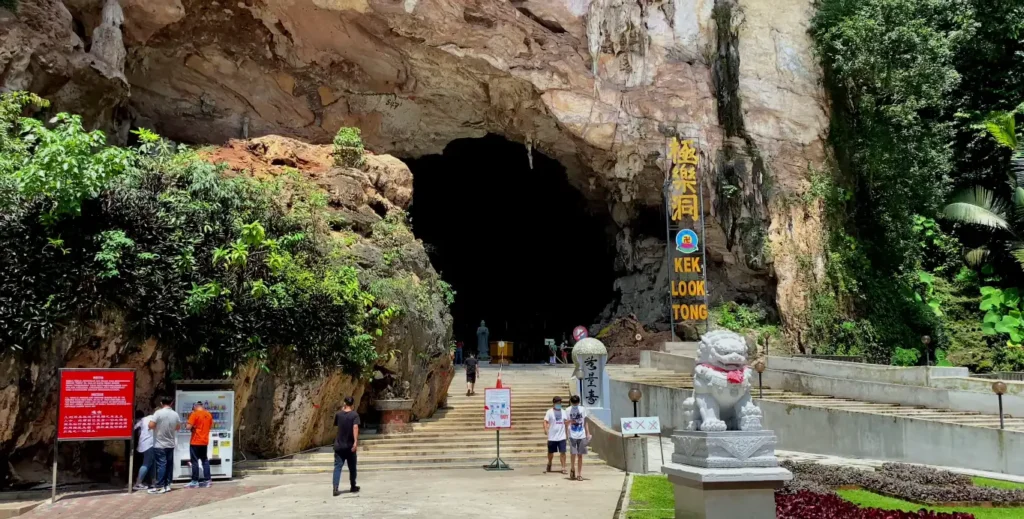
[358,439,551,452]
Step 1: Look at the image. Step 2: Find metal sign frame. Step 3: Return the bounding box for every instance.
[53,368,136,502]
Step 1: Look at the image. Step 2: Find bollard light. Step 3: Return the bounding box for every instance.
[753,358,766,399]
[628,385,643,437]
[921,335,932,367]
[993,381,1007,430]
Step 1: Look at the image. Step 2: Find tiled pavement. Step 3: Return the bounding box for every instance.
[21,483,274,519]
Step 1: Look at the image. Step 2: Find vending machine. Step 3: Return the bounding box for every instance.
[173,390,235,480]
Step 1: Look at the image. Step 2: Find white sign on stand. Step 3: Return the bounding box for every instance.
[621,417,662,435]
[484,387,512,429]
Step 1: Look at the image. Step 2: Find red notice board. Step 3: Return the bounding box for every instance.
[57,369,135,441]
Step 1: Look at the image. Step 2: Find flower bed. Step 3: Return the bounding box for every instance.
[781,462,1024,506]
[777,491,974,519]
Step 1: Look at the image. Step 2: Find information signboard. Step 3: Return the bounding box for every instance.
[664,136,710,333]
[620,416,662,435]
[58,369,135,441]
[484,387,512,429]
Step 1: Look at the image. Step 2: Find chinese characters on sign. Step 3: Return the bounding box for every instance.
[484,387,512,429]
[580,355,602,407]
[665,137,709,329]
[58,369,135,441]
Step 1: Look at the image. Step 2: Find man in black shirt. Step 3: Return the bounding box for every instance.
[332,396,360,496]
[464,353,479,396]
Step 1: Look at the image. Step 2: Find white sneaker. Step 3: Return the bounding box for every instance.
[147,487,168,494]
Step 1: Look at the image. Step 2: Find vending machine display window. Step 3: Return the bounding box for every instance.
[173,390,235,480]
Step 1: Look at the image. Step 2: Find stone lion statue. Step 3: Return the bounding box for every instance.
[680,329,763,432]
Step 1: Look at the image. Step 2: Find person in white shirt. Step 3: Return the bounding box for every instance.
[133,409,156,490]
[566,395,592,481]
[543,396,568,474]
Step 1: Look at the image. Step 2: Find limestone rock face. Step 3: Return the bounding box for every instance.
[205,136,455,457]
[0,312,168,486]
[0,0,129,132]
[126,0,825,333]
[2,0,829,335]
[0,138,454,483]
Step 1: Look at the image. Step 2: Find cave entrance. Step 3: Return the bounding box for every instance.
[406,135,617,363]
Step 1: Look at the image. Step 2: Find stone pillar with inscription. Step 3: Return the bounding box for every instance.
[571,337,610,425]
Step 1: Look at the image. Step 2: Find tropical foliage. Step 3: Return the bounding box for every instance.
[807,0,1024,370]
[0,92,408,377]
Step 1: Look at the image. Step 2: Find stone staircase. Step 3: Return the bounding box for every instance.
[609,366,1024,432]
[237,366,604,475]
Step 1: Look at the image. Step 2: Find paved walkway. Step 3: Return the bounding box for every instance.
[20,464,623,519]
[21,482,274,519]
[160,466,624,519]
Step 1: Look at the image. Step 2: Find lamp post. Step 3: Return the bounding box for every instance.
[628,385,643,425]
[993,381,1007,430]
[753,358,766,399]
[921,335,932,367]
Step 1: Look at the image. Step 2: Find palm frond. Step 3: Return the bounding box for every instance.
[1011,149,1024,187]
[964,247,990,266]
[984,111,1018,150]
[1013,246,1024,270]
[943,187,1010,230]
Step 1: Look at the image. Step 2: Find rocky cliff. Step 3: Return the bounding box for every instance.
[0,137,454,486]
[0,0,829,335]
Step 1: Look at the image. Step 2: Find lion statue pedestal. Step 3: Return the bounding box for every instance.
[661,330,791,519]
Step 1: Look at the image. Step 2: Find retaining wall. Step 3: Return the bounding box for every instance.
[766,356,968,386]
[640,351,695,373]
[585,416,647,473]
[607,378,1024,476]
[931,376,1024,396]
[760,400,1024,477]
[761,370,1024,417]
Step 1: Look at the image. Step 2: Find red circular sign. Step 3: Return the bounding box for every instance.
[572,326,588,342]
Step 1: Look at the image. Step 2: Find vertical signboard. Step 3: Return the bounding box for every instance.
[484,387,512,429]
[55,368,136,501]
[665,137,709,334]
[579,354,602,407]
[58,369,135,441]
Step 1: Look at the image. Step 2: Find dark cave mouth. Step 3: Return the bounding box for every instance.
[405,135,618,362]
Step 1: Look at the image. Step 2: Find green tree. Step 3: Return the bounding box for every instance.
[942,107,1024,266]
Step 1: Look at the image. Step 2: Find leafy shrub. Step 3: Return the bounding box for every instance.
[979,286,1024,345]
[880,464,973,488]
[333,127,364,168]
[892,347,922,366]
[776,491,974,519]
[711,301,780,346]
[0,92,403,376]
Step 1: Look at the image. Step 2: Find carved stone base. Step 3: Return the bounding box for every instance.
[672,430,780,468]
[662,462,792,519]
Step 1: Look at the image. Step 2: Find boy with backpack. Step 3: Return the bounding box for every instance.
[566,395,591,481]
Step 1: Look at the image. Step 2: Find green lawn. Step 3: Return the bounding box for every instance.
[626,475,674,519]
[622,474,1024,519]
[971,477,1024,491]
[837,488,1024,519]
